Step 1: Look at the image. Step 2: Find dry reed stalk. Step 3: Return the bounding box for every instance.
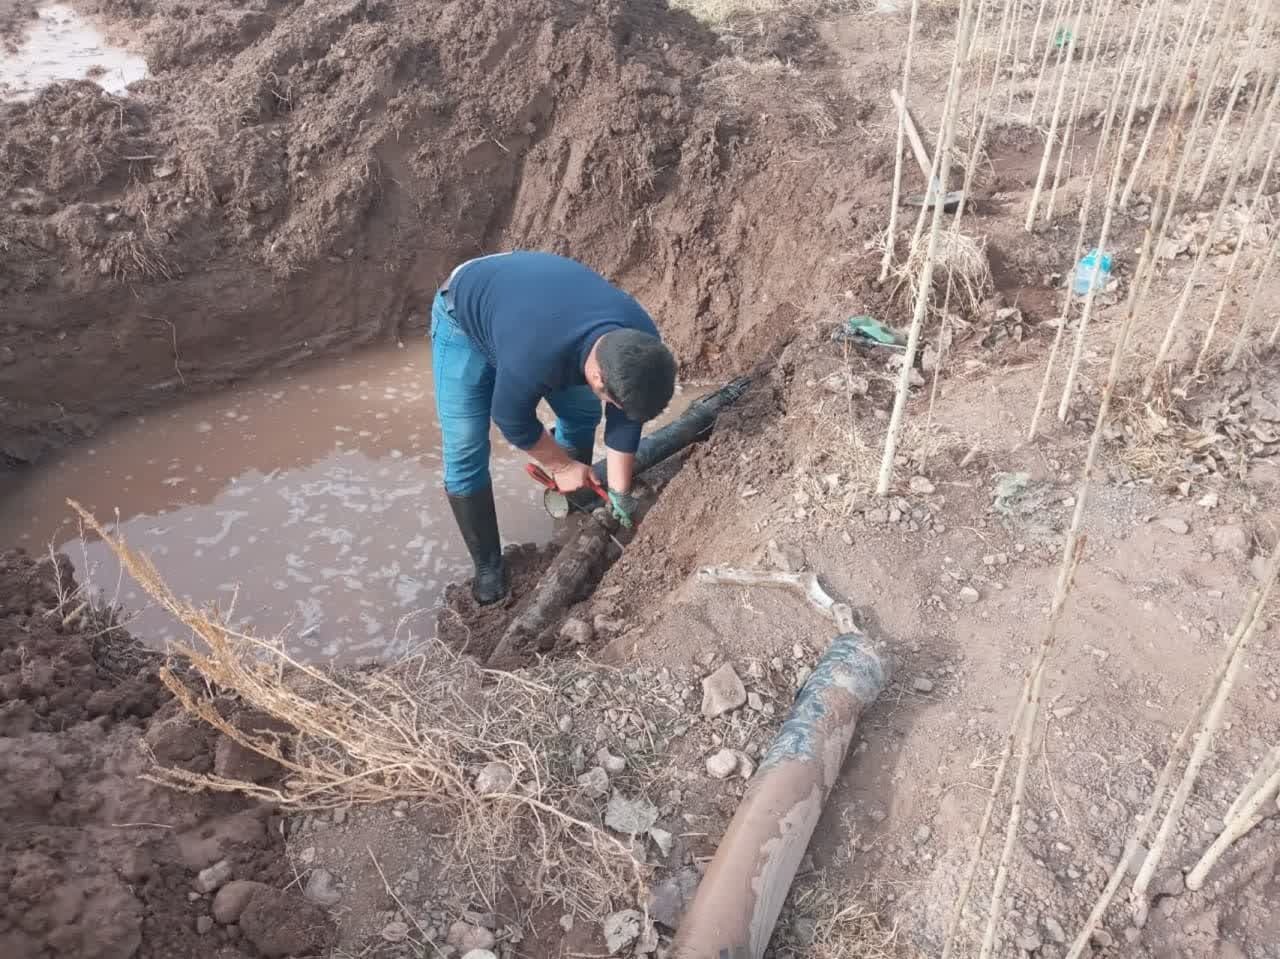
[1191,0,1270,203]
[1233,238,1279,359]
[65,501,648,917]
[1064,585,1265,956]
[1130,541,1280,923]
[1142,82,1269,395]
[924,0,1018,440]
[980,63,1169,951]
[1248,69,1280,174]
[877,0,978,497]
[1025,0,1088,229]
[1194,108,1280,374]
[1027,0,1068,121]
[879,0,923,284]
[1222,744,1280,826]
[1026,0,1153,439]
[1056,0,1163,422]
[1044,0,1118,224]
[1186,748,1280,890]
[968,0,990,59]
[1120,0,1216,208]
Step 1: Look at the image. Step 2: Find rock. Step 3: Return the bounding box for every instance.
[914,825,932,845]
[194,859,234,894]
[766,540,805,572]
[303,868,342,907]
[747,691,765,712]
[331,807,347,825]
[197,916,215,935]
[597,748,627,774]
[602,910,642,954]
[577,767,610,799]
[1250,554,1270,583]
[649,827,674,857]
[649,867,700,928]
[909,476,936,495]
[706,749,739,779]
[1016,929,1042,952]
[474,761,515,795]
[558,715,574,733]
[701,663,747,717]
[1212,525,1251,556]
[1157,516,1190,535]
[239,888,331,957]
[605,794,659,835]
[735,750,757,780]
[959,586,981,605]
[866,507,890,524]
[912,676,935,694]
[1091,929,1115,948]
[382,921,411,942]
[448,921,496,953]
[1043,916,1067,943]
[213,880,269,925]
[400,866,420,885]
[462,952,498,959]
[560,617,594,646]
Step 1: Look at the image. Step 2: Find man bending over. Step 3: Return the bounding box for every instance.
[431,251,677,605]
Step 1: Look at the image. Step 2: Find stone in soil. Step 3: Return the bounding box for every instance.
[474,760,515,795]
[560,617,594,646]
[239,887,332,957]
[605,793,659,835]
[597,747,627,774]
[381,921,411,942]
[909,475,935,494]
[213,880,270,924]
[766,539,805,572]
[602,909,642,954]
[700,663,747,717]
[1212,524,1251,556]
[649,867,701,929]
[462,952,498,959]
[649,826,674,857]
[959,586,981,604]
[448,921,496,952]
[1042,916,1067,943]
[303,868,342,907]
[912,676,935,693]
[577,766,610,798]
[1157,516,1190,535]
[194,858,234,893]
[196,915,215,935]
[706,748,739,779]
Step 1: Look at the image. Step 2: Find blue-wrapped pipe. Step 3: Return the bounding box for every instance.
[671,631,889,959]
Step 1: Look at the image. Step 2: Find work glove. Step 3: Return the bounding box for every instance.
[607,488,640,530]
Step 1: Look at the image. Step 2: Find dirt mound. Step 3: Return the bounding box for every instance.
[0,549,330,958]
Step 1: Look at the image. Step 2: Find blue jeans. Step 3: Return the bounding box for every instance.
[430,291,600,495]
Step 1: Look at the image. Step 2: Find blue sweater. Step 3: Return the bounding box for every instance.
[447,252,660,454]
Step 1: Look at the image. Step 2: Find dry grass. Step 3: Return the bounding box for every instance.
[70,502,648,919]
[774,875,904,958]
[672,0,838,22]
[706,55,838,136]
[878,226,994,320]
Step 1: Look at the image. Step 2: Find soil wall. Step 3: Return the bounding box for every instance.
[0,0,866,467]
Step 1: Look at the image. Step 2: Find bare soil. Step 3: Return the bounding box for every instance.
[2,1,1279,958]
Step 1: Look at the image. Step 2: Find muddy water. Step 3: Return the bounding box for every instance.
[0,4,148,101]
[0,342,563,661]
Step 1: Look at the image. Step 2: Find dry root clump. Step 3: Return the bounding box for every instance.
[72,502,648,918]
[880,227,994,320]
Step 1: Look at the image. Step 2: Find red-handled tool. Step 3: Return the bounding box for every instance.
[524,463,609,519]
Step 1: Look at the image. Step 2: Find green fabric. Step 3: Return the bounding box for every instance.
[844,315,905,346]
[607,489,638,529]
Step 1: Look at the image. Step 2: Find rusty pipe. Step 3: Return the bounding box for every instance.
[671,631,889,959]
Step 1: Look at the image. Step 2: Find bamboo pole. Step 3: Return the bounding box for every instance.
[879,0,924,284]
[1064,587,1265,956]
[1027,0,1154,439]
[1056,2,1165,421]
[1044,0,1118,224]
[1025,0,1088,228]
[979,67,1165,951]
[1191,0,1269,204]
[1222,743,1280,826]
[968,0,990,59]
[1119,0,1213,208]
[877,0,978,498]
[1130,541,1280,923]
[1142,85,1268,396]
[1247,69,1280,175]
[1232,239,1279,361]
[1186,750,1280,890]
[1028,0,1068,121]
[1195,109,1280,373]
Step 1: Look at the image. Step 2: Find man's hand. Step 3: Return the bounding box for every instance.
[607,488,640,529]
[551,461,596,493]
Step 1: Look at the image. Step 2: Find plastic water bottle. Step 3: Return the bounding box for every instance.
[1072,248,1112,297]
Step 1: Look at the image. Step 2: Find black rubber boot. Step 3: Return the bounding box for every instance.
[446,486,508,606]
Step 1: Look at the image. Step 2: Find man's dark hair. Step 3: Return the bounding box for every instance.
[598,330,677,422]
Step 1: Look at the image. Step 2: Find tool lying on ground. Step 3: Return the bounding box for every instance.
[890,88,965,214]
[525,463,623,546]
